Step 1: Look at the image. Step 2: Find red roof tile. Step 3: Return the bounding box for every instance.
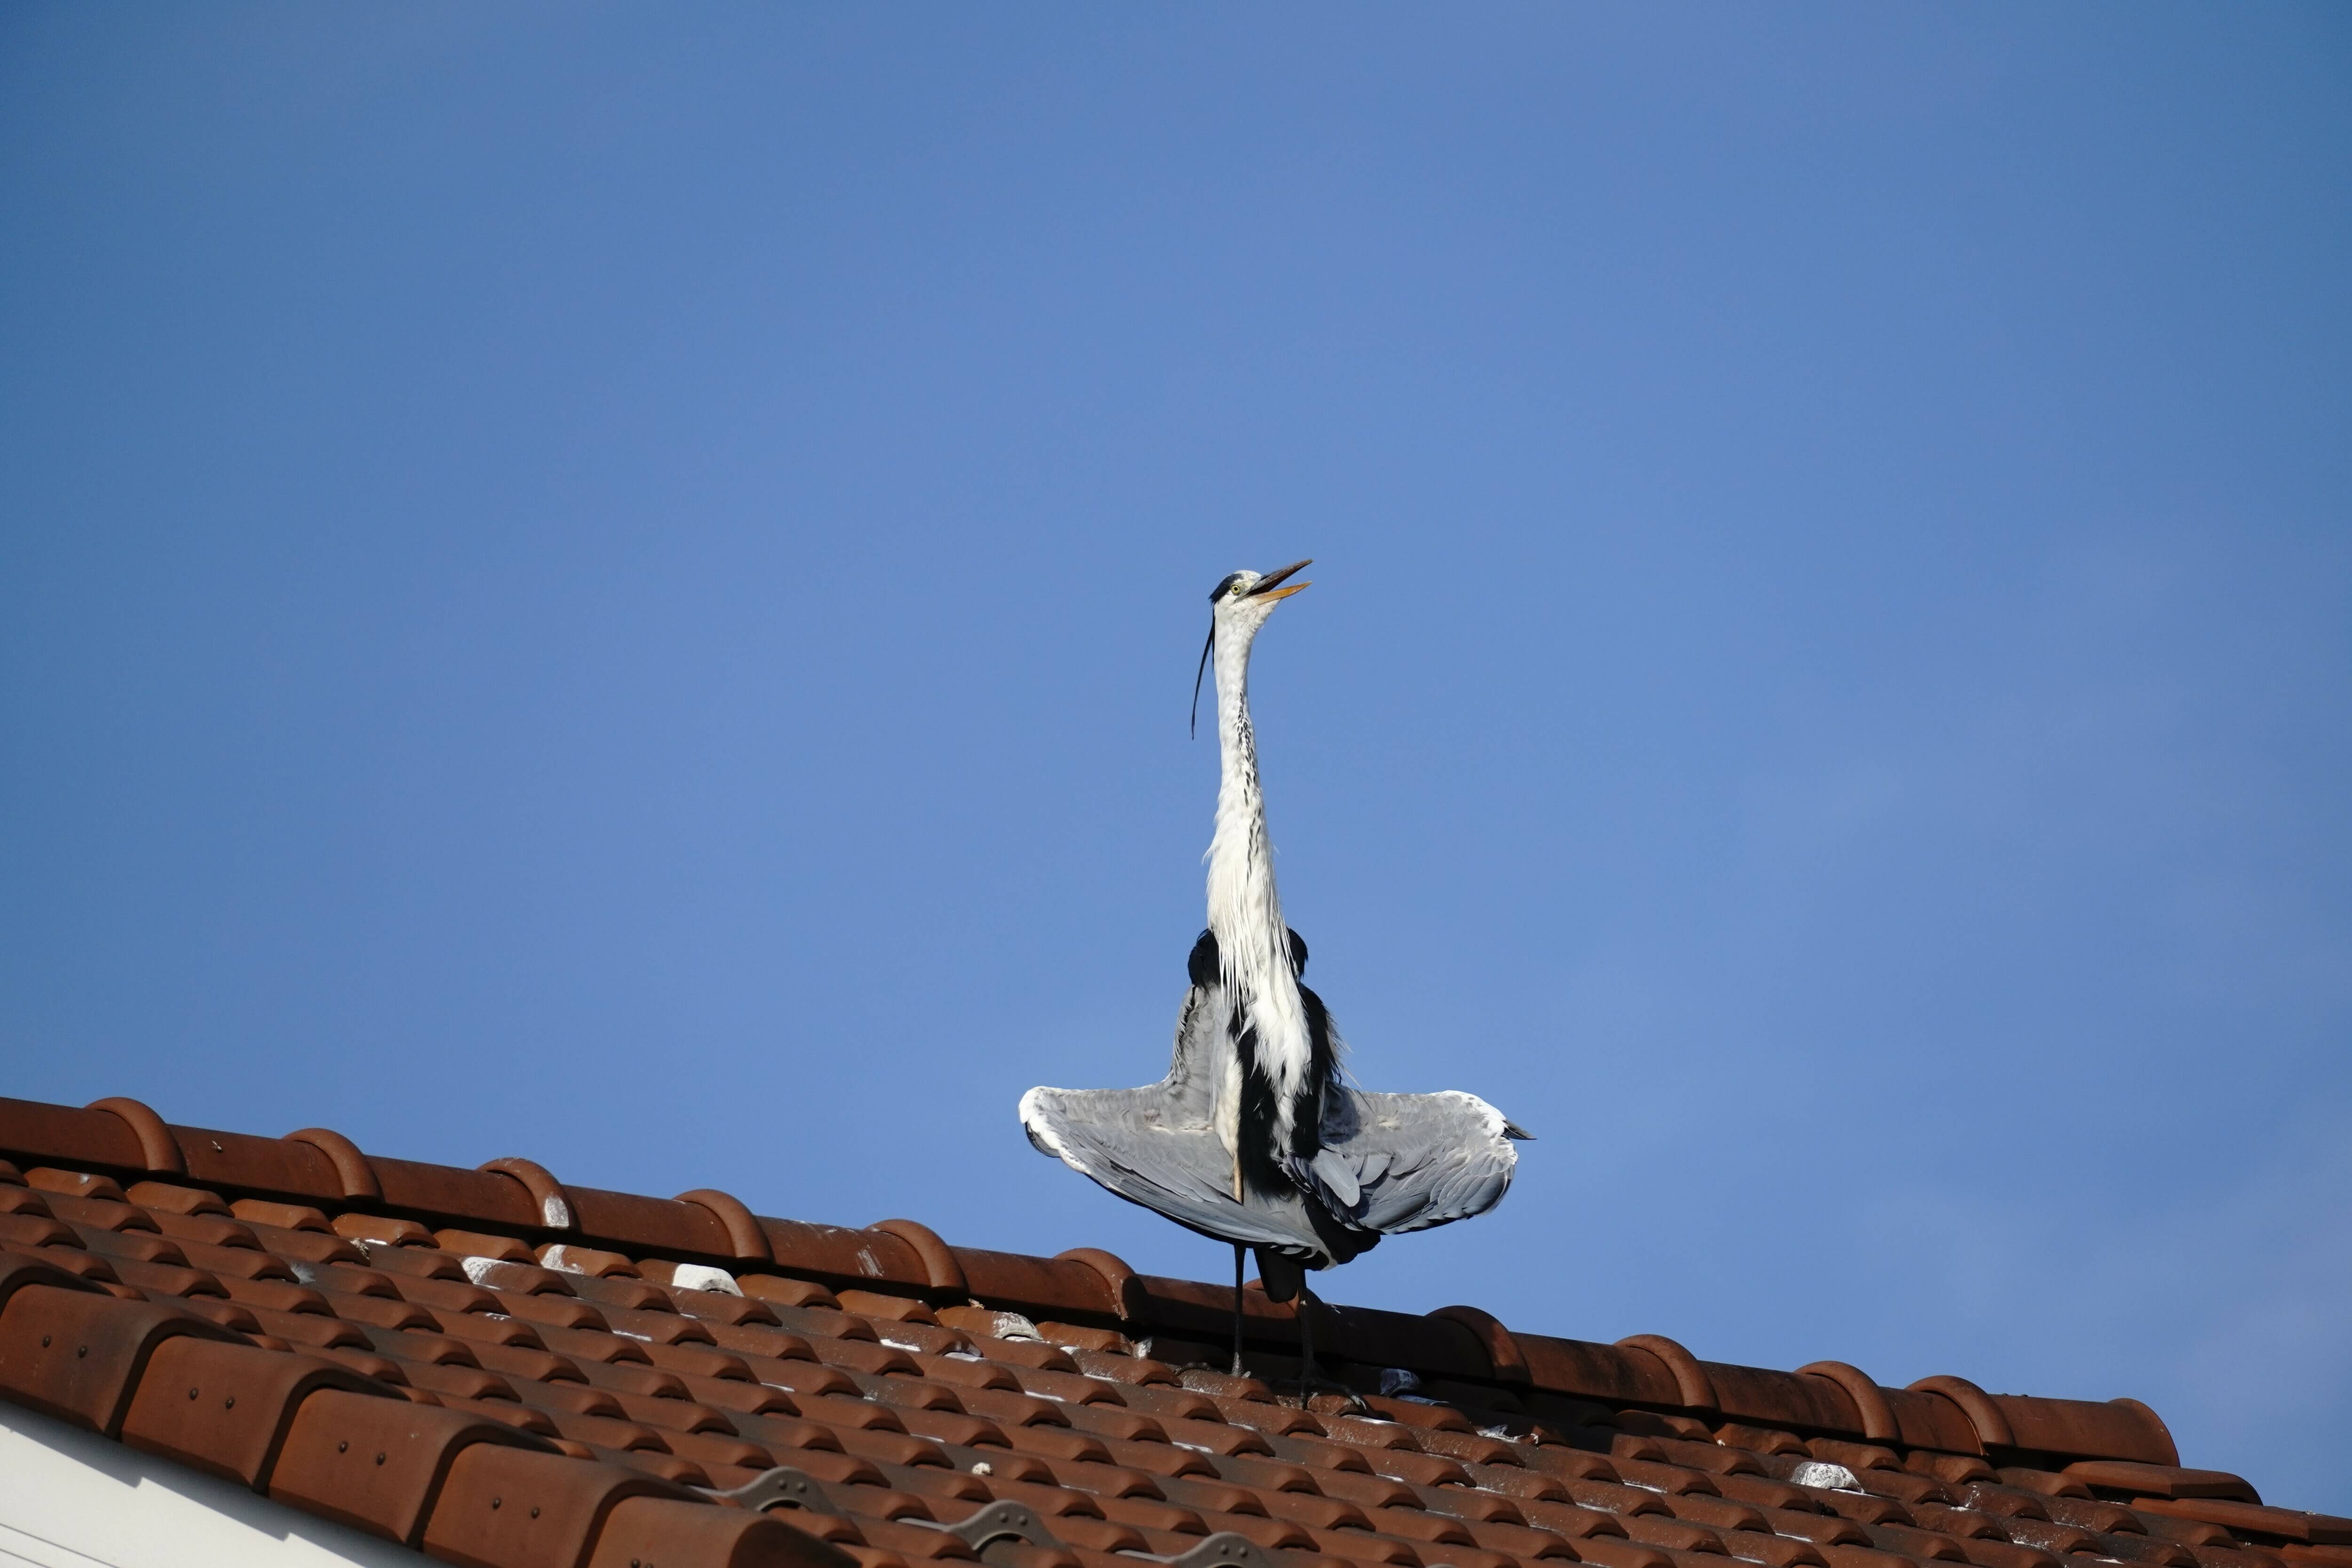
[0,1093,2336,1568]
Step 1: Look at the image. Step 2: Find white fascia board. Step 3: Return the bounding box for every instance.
[0,1403,419,1568]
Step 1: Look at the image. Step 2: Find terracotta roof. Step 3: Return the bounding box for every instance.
[0,1093,2342,1568]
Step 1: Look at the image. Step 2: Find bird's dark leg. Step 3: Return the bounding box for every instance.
[1232,1244,1247,1377]
[1297,1280,1316,1405]
[1289,1279,1365,1413]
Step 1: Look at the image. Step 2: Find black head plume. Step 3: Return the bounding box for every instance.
[1190,620,1214,739]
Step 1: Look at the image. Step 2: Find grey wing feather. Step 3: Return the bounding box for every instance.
[1020,984,1334,1258]
[1304,1088,1522,1234]
[1019,1083,1319,1253]
[1021,981,1524,1258]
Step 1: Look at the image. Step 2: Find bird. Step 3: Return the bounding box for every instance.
[1020,560,1530,1392]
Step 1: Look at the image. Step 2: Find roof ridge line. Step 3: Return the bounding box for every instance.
[0,1092,2178,1466]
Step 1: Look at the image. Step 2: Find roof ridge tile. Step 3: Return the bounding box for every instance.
[0,1092,2315,1568]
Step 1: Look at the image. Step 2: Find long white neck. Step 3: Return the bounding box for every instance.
[1205,614,1312,1119]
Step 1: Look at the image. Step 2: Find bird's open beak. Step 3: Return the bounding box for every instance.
[1250,559,1312,600]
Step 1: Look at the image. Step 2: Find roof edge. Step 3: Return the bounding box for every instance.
[0,1093,2178,1466]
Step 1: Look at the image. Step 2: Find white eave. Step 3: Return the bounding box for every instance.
[0,1404,415,1568]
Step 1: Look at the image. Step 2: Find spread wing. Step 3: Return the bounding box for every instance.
[1019,985,1335,1258]
[1303,1088,1527,1235]
[1021,960,1527,1259]
[1019,1083,1327,1254]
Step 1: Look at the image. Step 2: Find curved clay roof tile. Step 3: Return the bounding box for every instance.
[476,1156,575,1231]
[1053,1246,1143,1321]
[1429,1303,1530,1385]
[1798,1359,1901,1443]
[83,1097,185,1177]
[282,1126,381,1201]
[1908,1373,2017,1449]
[674,1187,775,1263]
[1617,1332,1719,1413]
[867,1217,969,1296]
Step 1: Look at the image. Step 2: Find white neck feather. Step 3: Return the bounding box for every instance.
[1205,611,1312,1125]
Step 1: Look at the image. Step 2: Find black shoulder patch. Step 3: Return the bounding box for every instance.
[1187,928,1220,988]
[1295,982,1337,1162]
[1286,927,1308,976]
[1209,572,1243,602]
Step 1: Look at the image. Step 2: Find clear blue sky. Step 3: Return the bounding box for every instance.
[3,3,2346,1508]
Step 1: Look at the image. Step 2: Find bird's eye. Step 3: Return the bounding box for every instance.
[1209,573,1244,603]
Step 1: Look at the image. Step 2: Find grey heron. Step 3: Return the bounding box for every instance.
[1020,560,1530,1391]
